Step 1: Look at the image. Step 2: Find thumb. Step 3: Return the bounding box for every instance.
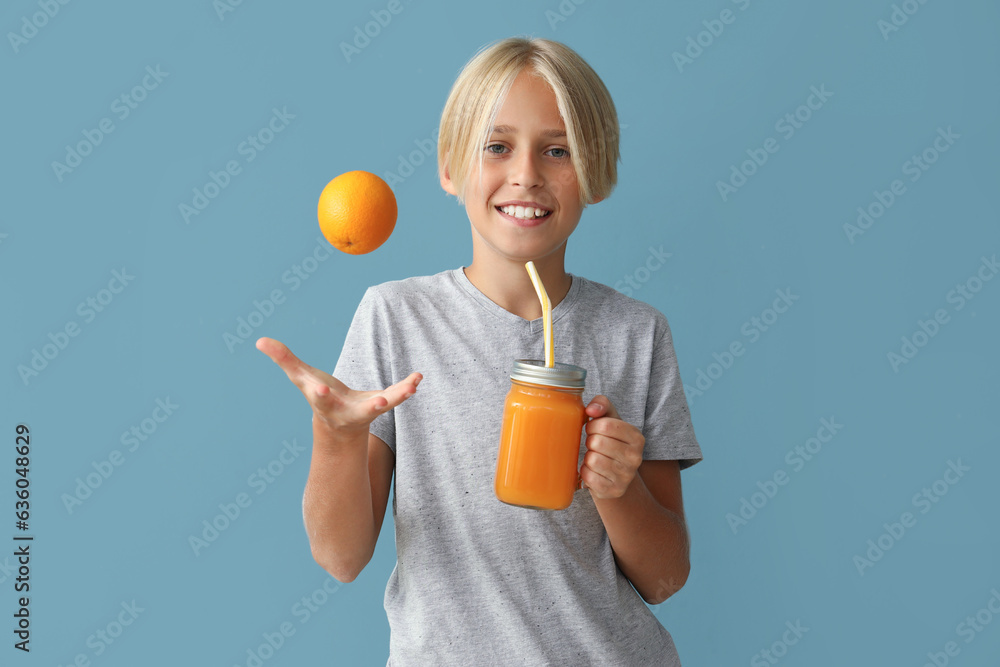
[585,395,620,420]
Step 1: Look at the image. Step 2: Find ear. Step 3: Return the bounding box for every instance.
[589,195,605,205]
[439,156,459,197]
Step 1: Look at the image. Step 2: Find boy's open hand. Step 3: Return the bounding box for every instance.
[255,337,422,436]
[580,396,644,499]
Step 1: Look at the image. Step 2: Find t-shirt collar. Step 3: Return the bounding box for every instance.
[451,266,582,334]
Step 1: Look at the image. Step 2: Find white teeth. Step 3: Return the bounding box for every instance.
[500,205,550,219]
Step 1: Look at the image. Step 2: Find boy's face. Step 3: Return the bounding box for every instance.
[443,70,593,265]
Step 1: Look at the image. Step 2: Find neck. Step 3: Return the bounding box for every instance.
[463,246,572,321]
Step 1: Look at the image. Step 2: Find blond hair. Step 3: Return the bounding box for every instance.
[438,37,619,207]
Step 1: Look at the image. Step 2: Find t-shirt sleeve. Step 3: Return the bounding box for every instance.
[642,312,703,469]
[332,287,397,453]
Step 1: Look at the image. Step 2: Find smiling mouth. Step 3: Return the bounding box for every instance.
[495,205,552,220]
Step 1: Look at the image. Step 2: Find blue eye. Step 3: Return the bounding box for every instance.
[484,144,569,158]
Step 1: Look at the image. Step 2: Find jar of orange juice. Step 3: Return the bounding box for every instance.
[494,359,588,510]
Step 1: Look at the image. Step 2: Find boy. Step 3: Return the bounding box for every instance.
[257,36,702,666]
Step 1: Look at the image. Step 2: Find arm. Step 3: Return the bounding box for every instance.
[580,396,691,605]
[256,337,418,583]
[303,425,396,583]
[591,460,689,605]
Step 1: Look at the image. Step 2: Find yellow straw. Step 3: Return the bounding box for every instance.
[524,261,554,368]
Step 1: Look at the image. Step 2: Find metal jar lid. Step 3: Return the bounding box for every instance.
[510,359,587,389]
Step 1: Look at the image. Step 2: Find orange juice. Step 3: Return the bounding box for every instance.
[494,360,587,510]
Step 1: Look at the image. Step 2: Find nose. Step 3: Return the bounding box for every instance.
[508,149,544,189]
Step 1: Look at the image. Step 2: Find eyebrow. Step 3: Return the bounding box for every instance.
[490,125,567,139]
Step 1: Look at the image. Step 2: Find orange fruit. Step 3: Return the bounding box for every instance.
[317,171,397,255]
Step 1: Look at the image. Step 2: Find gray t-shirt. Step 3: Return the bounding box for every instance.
[333,267,703,666]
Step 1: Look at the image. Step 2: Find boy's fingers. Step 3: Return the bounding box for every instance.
[372,372,422,413]
[366,394,390,417]
[386,372,422,395]
[260,338,419,421]
[586,395,620,420]
[256,337,302,375]
[258,337,330,387]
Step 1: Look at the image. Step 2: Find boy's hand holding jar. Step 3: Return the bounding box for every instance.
[580,395,645,500]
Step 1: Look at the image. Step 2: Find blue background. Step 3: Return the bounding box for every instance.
[4,0,999,665]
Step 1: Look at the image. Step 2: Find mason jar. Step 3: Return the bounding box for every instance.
[494,359,587,510]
